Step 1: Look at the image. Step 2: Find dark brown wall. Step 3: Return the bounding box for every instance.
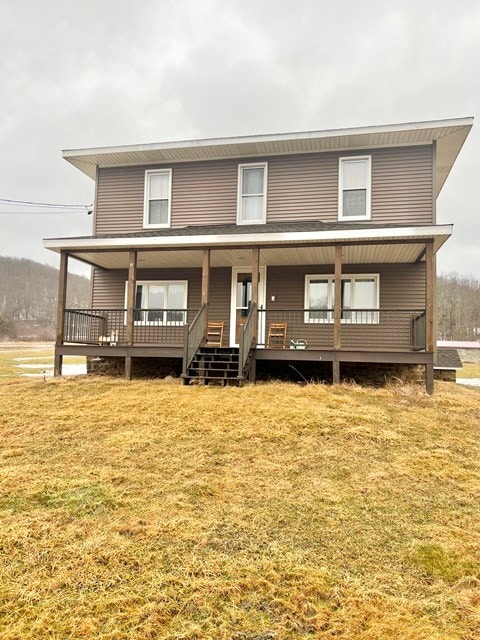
[94,146,433,234]
[266,263,425,310]
[92,261,425,350]
[92,267,202,309]
[92,266,233,340]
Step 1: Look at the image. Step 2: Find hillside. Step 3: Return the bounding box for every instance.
[0,256,90,339]
[0,361,479,638]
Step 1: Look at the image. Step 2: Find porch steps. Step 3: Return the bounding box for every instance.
[183,346,242,386]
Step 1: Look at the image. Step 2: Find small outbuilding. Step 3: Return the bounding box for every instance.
[434,348,463,382]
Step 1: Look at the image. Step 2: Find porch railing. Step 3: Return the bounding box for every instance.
[257,308,426,351]
[182,303,207,375]
[411,311,426,351]
[238,302,257,378]
[63,307,427,352]
[63,308,191,345]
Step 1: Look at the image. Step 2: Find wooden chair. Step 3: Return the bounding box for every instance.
[206,321,224,347]
[267,322,287,349]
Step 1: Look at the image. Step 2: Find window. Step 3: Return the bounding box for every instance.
[237,162,267,224]
[338,156,371,220]
[125,280,187,325]
[305,274,379,323]
[143,169,172,228]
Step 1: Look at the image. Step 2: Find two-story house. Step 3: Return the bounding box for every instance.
[44,117,473,393]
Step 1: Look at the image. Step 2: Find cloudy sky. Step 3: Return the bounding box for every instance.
[0,0,478,277]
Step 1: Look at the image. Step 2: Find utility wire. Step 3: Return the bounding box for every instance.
[0,210,90,215]
[0,198,90,209]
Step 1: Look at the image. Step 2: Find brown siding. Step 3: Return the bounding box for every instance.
[266,263,425,310]
[266,263,425,350]
[371,147,433,224]
[93,263,425,311]
[92,262,425,351]
[94,146,433,234]
[92,267,202,309]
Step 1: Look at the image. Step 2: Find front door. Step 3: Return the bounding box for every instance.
[229,267,266,347]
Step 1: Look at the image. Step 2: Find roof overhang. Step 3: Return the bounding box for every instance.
[63,117,473,197]
[44,224,452,270]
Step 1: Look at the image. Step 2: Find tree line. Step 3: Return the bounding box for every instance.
[0,256,90,339]
[437,272,480,341]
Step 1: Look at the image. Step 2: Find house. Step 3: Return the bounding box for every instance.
[44,117,473,393]
[434,348,463,382]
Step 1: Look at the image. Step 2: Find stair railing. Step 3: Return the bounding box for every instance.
[238,302,257,379]
[182,303,207,376]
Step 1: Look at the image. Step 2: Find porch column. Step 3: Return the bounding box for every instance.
[125,250,137,380]
[333,245,342,384]
[202,249,211,332]
[54,251,69,376]
[251,247,260,343]
[425,240,435,394]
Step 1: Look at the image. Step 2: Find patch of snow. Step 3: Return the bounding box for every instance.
[21,363,87,377]
[457,378,480,387]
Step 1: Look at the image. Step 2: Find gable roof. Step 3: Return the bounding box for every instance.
[435,348,463,370]
[63,117,473,197]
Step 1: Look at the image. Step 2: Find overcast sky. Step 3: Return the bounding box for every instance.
[0,0,478,278]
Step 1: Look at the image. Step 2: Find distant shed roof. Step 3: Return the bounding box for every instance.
[437,341,480,350]
[435,349,463,370]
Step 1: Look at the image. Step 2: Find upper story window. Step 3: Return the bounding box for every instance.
[237,162,268,225]
[338,156,371,221]
[143,169,172,228]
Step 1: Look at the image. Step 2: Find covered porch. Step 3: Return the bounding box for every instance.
[46,222,449,392]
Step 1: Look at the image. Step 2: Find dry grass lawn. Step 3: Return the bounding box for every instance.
[460,362,480,378]
[0,350,479,638]
[0,342,84,378]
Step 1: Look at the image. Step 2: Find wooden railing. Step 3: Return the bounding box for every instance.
[64,309,110,344]
[182,303,207,376]
[257,308,426,351]
[411,311,426,351]
[238,302,257,379]
[63,308,191,345]
[63,307,427,353]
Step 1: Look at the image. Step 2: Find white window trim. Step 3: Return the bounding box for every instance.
[304,273,379,324]
[124,279,188,326]
[236,162,268,225]
[143,168,172,229]
[338,155,371,221]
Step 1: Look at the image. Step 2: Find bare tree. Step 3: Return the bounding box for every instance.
[437,272,480,340]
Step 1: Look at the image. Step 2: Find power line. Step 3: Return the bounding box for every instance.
[0,210,90,215]
[0,198,91,209]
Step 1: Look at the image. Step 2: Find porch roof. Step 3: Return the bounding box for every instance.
[62,117,473,197]
[44,221,451,270]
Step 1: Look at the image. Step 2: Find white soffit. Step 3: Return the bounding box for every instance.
[63,118,473,195]
[68,242,428,270]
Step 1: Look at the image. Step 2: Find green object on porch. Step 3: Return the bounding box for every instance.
[290,339,308,350]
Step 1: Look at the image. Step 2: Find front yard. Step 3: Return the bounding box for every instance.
[0,346,479,638]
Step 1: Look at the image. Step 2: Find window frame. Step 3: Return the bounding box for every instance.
[143,168,173,229]
[124,279,188,326]
[338,155,372,221]
[304,273,379,324]
[236,161,268,225]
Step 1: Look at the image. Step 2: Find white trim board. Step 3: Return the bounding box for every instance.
[44,224,453,253]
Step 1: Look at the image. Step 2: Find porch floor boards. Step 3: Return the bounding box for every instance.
[56,344,432,365]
